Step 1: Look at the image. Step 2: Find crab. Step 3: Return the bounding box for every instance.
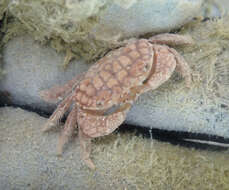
[40,33,193,169]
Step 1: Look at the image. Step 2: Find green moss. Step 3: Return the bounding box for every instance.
[87,132,229,189]
[178,15,229,108]
[1,0,141,65]
[0,0,9,20]
[0,0,10,79]
[5,0,116,64]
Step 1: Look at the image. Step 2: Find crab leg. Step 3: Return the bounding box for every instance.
[136,45,192,94]
[78,128,95,169]
[42,94,73,132]
[57,105,78,155]
[168,48,192,88]
[40,73,85,103]
[149,33,194,46]
[77,104,131,169]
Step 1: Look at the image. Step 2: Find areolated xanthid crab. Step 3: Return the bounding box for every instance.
[40,33,193,169]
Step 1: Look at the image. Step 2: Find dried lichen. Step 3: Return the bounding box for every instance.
[0,0,9,20]
[8,0,107,41]
[0,0,10,79]
[179,15,229,107]
[7,0,107,63]
[135,15,229,114]
[2,0,143,64]
[3,0,129,64]
[87,132,229,189]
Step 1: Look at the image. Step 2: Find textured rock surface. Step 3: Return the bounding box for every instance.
[127,94,229,138]
[95,0,203,38]
[1,35,229,138]
[0,36,89,112]
[0,107,125,189]
[0,107,229,190]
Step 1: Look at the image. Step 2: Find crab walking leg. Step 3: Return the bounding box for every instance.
[42,95,73,132]
[135,46,177,94]
[57,105,78,155]
[78,129,95,170]
[149,33,194,46]
[138,46,192,94]
[77,104,131,169]
[142,71,176,94]
[40,73,85,103]
[168,48,192,88]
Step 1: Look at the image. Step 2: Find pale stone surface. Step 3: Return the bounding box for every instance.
[127,94,229,138]
[0,36,89,112]
[94,0,203,38]
[0,107,86,189]
[0,107,129,189]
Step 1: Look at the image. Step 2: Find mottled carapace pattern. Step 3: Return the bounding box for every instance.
[74,39,153,110]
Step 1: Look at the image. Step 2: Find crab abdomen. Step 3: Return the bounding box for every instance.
[73,39,154,110]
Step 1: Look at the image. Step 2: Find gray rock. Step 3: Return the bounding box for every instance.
[94,0,203,38]
[0,36,89,112]
[0,107,129,189]
[126,93,229,138]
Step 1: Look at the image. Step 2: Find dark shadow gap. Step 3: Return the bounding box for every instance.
[1,103,229,152]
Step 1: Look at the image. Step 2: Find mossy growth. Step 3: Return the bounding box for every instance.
[0,0,145,66]
[2,0,123,64]
[179,15,229,108]
[86,132,229,189]
[135,15,229,114]
[0,0,9,20]
[0,0,11,79]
